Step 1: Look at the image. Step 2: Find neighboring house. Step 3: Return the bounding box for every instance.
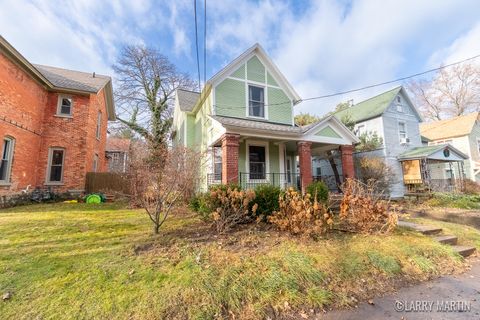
[172,43,359,192]
[0,36,115,194]
[325,86,467,198]
[420,112,480,182]
[106,137,130,173]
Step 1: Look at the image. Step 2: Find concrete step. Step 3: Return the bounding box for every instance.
[452,245,476,257]
[434,235,458,245]
[398,221,443,235]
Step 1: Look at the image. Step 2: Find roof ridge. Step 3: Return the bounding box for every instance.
[177,88,200,94]
[351,85,402,108]
[33,63,110,79]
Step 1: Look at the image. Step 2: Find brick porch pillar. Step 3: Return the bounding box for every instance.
[340,144,355,179]
[221,133,240,184]
[297,141,312,193]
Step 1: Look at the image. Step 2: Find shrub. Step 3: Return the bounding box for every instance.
[189,192,212,221]
[356,157,395,194]
[209,186,257,233]
[339,179,397,234]
[306,181,329,204]
[463,180,480,195]
[268,188,334,237]
[253,184,281,220]
[355,131,383,152]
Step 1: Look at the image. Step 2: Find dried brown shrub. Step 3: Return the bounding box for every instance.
[339,179,397,234]
[210,186,257,233]
[268,188,334,237]
[463,179,480,195]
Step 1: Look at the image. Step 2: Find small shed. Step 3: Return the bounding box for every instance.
[398,144,468,193]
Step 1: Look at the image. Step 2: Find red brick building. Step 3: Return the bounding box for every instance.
[0,36,115,195]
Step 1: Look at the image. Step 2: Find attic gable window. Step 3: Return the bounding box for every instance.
[57,96,73,116]
[396,96,403,113]
[248,85,265,118]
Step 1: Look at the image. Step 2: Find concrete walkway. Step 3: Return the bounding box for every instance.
[321,257,480,320]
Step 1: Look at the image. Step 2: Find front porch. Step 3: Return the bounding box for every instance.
[399,144,469,194]
[206,133,355,193]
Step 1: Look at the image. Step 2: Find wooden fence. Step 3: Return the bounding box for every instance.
[85,172,130,194]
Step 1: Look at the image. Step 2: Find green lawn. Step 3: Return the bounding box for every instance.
[0,203,475,319]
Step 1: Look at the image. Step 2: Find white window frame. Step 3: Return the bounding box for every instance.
[0,136,15,184]
[93,154,99,172]
[398,121,407,142]
[56,95,73,117]
[46,147,65,185]
[96,112,102,140]
[246,84,266,119]
[246,140,269,182]
[212,146,222,181]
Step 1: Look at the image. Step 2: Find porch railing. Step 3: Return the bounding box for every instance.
[239,172,301,190]
[207,173,222,186]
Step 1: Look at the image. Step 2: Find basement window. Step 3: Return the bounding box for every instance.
[57,96,73,116]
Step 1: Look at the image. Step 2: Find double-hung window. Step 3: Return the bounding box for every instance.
[213,146,222,181]
[249,145,266,180]
[47,148,65,183]
[93,154,99,172]
[96,112,102,139]
[57,96,72,116]
[248,85,265,118]
[0,137,15,183]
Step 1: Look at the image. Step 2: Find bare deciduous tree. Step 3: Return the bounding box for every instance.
[113,45,197,150]
[408,63,480,121]
[129,143,204,234]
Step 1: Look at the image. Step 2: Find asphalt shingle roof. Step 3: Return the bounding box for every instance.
[398,144,468,160]
[34,64,110,93]
[211,115,302,134]
[106,138,131,152]
[420,112,479,140]
[177,89,200,112]
[334,86,402,123]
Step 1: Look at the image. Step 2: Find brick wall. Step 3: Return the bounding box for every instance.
[0,52,109,194]
[221,133,240,184]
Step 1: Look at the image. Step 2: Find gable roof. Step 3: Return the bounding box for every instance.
[334,86,402,123]
[207,43,301,103]
[0,35,115,120]
[176,89,200,112]
[34,64,110,93]
[420,112,479,140]
[398,144,468,160]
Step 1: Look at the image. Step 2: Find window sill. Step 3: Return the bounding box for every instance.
[0,182,12,187]
[54,114,73,119]
[44,182,64,186]
[246,116,267,120]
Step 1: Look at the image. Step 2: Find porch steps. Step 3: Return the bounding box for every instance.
[434,235,458,245]
[452,246,476,258]
[398,220,476,258]
[397,221,442,235]
[104,194,115,202]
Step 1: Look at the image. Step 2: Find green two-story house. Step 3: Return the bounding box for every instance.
[172,44,359,192]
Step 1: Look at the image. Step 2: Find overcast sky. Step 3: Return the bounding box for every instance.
[1,0,479,115]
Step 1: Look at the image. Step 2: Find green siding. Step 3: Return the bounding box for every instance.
[178,122,185,146]
[268,87,292,124]
[231,64,245,79]
[215,78,246,118]
[267,72,278,86]
[247,56,265,83]
[269,142,280,173]
[315,125,342,138]
[186,115,196,146]
[239,141,246,174]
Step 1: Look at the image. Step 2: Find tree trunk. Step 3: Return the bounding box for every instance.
[327,150,342,189]
[153,224,160,234]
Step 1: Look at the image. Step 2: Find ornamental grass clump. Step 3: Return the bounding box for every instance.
[339,179,397,234]
[210,186,257,233]
[268,187,334,237]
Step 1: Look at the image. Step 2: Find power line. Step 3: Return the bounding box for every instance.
[193,0,201,91]
[203,0,207,86]
[213,52,480,109]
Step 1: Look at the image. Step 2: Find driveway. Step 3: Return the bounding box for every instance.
[321,257,480,319]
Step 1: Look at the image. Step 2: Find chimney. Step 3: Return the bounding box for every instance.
[93,72,96,78]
